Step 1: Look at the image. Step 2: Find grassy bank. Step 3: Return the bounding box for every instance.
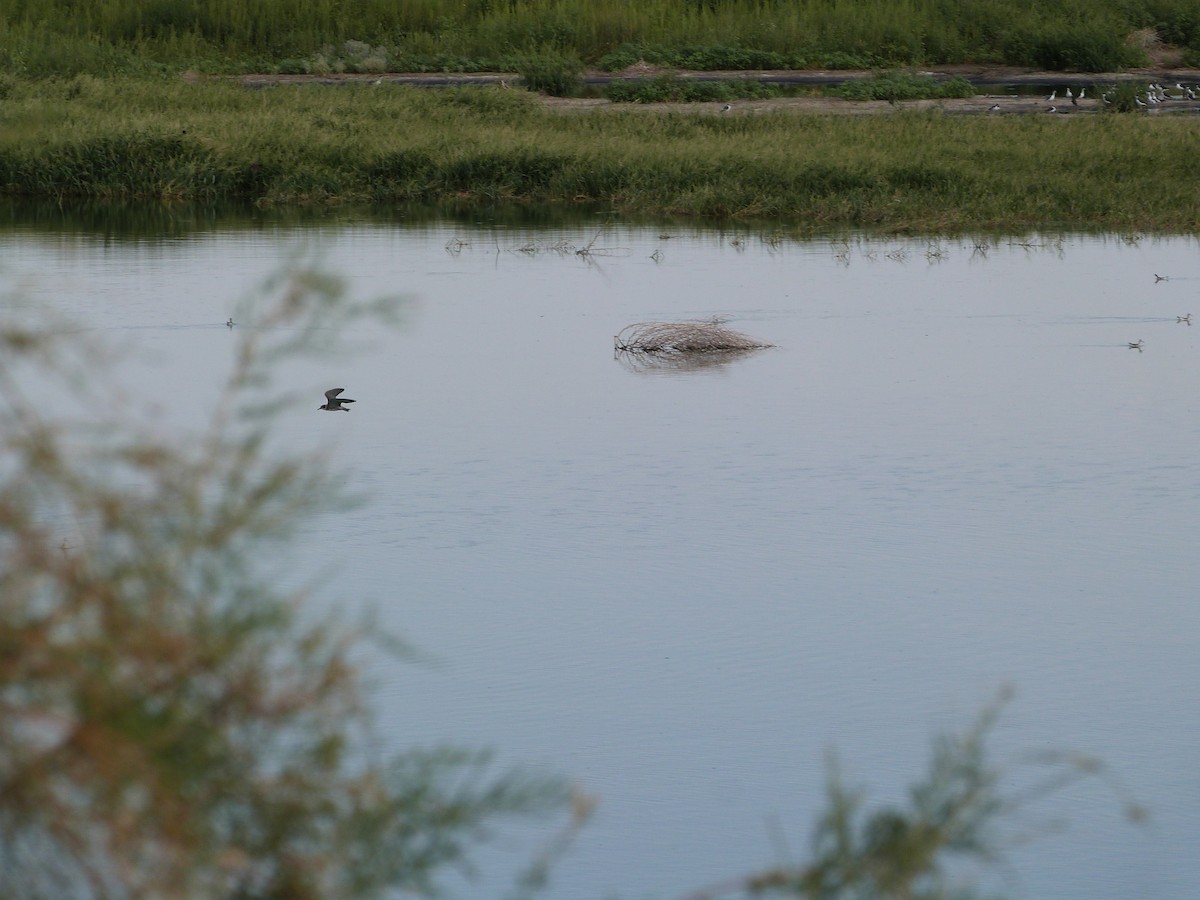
[2,0,1200,76]
[2,77,1199,231]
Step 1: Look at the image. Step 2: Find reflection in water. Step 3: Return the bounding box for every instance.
[0,196,642,242]
[614,346,766,374]
[0,197,261,240]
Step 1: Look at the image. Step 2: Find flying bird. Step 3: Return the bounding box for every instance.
[320,388,356,411]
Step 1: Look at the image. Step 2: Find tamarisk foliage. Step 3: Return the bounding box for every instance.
[0,267,570,898]
[685,691,1146,900]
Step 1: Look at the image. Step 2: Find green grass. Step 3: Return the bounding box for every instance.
[4,0,1199,76]
[2,77,1199,231]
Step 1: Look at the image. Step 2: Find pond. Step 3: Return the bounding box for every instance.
[2,214,1198,899]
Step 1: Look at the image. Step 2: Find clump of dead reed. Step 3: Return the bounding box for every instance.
[614,317,772,355]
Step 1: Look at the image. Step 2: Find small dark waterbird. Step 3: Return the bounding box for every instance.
[320,387,356,411]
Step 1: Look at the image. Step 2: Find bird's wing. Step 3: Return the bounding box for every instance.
[325,388,344,400]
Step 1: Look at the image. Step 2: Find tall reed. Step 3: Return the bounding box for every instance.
[4,0,1197,74]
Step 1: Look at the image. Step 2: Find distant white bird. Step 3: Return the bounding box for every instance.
[988,103,1001,112]
[1047,89,1057,102]
[1078,87,1086,100]
[1046,104,1057,113]
[1065,87,1073,100]
[319,388,356,411]
[1135,95,1147,108]
[720,103,732,112]
[1128,339,1144,350]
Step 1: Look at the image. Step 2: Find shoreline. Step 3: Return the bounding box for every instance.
[225,63,1200,89]
[216,66,1200,116]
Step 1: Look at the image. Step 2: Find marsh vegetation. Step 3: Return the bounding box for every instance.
[2,78,1199,229]
[3,0,1200,76]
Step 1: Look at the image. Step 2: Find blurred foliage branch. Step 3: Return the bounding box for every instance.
[683,689,1145,900]
[0,265,574,898]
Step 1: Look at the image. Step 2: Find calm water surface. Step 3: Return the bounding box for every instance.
[3,222,1198,898]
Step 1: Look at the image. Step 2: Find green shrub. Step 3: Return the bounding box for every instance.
[515,53,583,96]
[598,42,647,71]
[599,43,823,73]
[832,73,976,102]
[1004,24,1134,71]
[277,58,310,74]
[605,74,779,103]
